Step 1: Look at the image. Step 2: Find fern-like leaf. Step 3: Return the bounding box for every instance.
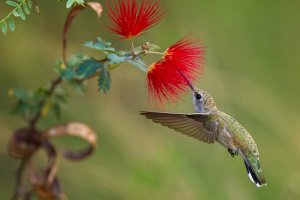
[97,65,111,94]
[1,0,34,35]
[7,17,15,31]
[1,22,8,35]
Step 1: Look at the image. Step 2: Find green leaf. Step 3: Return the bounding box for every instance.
[67,53,88,68]
[69,80,85,95]
[6,1,19,7]
[1,22,8,35]
[22,1,30,15]
[7,17,15,31]
[54,54,88,80]
[76,59,103,78]
[11,89,30,101]
[107,53,126,65]
[12,10,20,17]
[127,57,147,72]
[66,0,74,8]
[52,103,61,119]
[83,37,116,53]
[18,7,26,20]
[54,93,68,107]
[33,87,48,102]
[74,0,85,5]
[30,104,40,116]
[66,0,85,7]
[12,101,28,115]
[61,68,76,80]
[97,66,111,93]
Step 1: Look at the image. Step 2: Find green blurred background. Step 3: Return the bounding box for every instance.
[1,0,300,199]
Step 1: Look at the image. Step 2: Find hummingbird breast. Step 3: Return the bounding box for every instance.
[216,112,259,155]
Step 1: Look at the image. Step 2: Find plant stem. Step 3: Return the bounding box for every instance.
[28,57,109,130]
[135,59,147,67]
[11,157,30,200]
[29,77,62,129]
[130,39,136,55]
[146,51,164,55]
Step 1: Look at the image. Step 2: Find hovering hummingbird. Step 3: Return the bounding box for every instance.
[140,77,267,187]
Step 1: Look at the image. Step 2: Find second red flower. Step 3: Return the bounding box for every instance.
[106,0,164,39]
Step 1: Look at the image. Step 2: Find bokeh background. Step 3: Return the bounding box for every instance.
[1,0,300,199]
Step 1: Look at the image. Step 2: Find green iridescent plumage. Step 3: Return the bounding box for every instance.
[140,88,266,187]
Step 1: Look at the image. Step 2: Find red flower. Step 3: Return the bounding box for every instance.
[106,0,164,39]
[147,36,205,106]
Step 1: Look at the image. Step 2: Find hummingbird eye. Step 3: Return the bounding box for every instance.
[196,93,202,100]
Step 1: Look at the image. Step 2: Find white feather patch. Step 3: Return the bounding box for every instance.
[248,172,255,184]
[256,183,262,187]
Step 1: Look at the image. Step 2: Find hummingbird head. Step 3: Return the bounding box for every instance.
[192,89,217,113]
[175,68,217,112]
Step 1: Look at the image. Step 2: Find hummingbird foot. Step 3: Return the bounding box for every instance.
[228,149,238,157]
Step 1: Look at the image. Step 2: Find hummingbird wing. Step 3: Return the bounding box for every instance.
[140,111,218,144]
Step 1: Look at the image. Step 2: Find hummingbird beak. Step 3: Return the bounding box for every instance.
[176,68,196,92]
[185,78,196,92]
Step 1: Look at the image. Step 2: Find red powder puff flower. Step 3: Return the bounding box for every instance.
[147,36,205,106]
[106,0,164,39]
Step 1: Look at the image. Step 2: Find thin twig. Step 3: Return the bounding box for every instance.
[130,39,136,55]
[134,59,147,67]
[28,56,109,129]
[29,77,62,129]
[146,51,164,55]
[11,158,29,200]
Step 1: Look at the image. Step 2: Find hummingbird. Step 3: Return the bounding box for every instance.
[140,77,267,187]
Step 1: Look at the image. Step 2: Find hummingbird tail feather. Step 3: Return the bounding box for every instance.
[243,158,267,187]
